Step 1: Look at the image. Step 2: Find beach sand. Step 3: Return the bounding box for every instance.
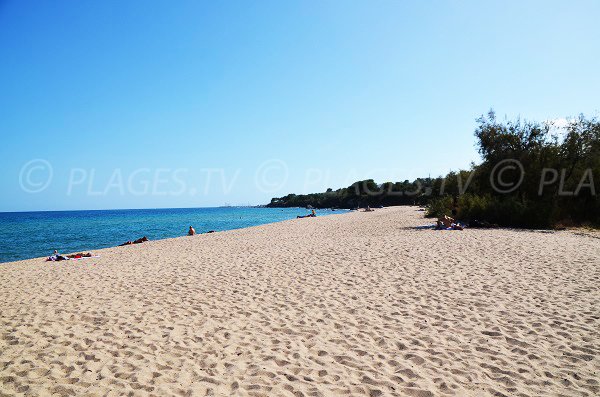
[1,206,598,397]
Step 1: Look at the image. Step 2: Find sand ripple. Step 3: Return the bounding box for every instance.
[1,207,599,396]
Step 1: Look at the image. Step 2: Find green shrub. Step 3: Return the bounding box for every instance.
[425,196,452,218]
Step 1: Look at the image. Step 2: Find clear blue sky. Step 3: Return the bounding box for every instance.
[1,0,599,211]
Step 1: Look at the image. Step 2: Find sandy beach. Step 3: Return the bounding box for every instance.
[0,206,598,397]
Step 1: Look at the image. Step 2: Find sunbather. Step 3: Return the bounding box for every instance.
[436,215,454,228]
[47,250,69,261]
[436,215,464,230]
[120,236,149,246]
[67,252,93,259]
[297,210,317,219]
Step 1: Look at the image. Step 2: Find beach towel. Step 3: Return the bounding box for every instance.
[46,255,100,262]
[414,225,436,229]
[70,255,100,261]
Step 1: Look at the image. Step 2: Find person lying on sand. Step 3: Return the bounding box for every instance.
[297,210,316,219]
[119,236,149,246]
[188,226,196,236]
[67,252,93,259]
[436,215,464,230]
[364,206,374,212]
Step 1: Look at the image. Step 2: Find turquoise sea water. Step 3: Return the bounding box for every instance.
[0,207,346,263]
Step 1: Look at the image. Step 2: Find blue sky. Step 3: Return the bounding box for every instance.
[1,0,599,211]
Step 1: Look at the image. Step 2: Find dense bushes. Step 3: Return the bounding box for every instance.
[427,194,555,228]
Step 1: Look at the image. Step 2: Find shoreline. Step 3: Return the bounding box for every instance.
[5,205,598,265]
[1,206,598,396]
[0,207,349,264]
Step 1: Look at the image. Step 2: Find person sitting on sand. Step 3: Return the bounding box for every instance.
[46,250,69,261]
[437,215,454,228]
[364,206,374,212]
[188,226,196,236]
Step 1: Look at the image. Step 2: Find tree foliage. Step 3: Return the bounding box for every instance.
[268,111,600,228]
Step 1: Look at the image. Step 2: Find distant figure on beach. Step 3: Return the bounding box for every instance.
[67,252,93,259]
[437,215,453,228]
[47,250,69,261]
[188,226,196,236]
[46,250,95,261]
[364,206,374,212]
[297,209,316,219]
[436,215,463,230]
[119,236,149,246]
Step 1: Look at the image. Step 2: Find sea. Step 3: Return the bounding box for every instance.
[0,207,346,263]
